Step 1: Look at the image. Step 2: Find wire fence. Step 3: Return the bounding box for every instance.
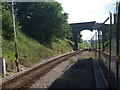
[90,1,120,88]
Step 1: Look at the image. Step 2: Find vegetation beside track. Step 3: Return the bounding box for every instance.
[1,2,90,75]
[2,31,91,74]
[2,30,73,72]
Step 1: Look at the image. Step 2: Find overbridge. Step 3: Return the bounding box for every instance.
[70,21,108,50]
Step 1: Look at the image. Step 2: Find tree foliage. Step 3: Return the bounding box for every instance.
[2,10,14,40]
[15,2,72,43]
[2,2,20,41]
[1,2,14,40]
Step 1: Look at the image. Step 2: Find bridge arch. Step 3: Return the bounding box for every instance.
[70,21,108,50]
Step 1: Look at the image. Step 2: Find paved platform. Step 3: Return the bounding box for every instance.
[48,58,97,88]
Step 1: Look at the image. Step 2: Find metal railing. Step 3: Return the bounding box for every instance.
[90,1,120,88]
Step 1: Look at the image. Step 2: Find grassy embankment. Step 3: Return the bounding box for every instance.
[2,30,90,74]
[2,31,73,72]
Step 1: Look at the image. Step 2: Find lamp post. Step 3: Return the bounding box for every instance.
[12,1,19,72]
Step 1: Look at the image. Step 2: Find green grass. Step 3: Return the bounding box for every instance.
[69,58,75,64]
[51,39,73,55]
[2,31,73,69]
[78,43,91,49]
[3,30,92,71]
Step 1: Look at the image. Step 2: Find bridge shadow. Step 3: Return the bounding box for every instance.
[48,58,96,88]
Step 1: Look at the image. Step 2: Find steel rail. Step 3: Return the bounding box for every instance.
[1,50,83,89]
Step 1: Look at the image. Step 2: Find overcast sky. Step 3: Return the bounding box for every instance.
[56,0,119,40]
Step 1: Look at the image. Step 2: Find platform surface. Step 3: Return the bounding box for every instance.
[49,58,97,88]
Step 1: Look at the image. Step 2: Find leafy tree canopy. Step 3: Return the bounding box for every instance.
[15,2,72,43]
[1,2,20,41]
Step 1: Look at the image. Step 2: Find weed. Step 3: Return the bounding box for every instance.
[3,31,73,71]
[69,58,75,64]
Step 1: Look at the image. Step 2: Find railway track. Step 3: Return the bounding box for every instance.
[1,50,82,89]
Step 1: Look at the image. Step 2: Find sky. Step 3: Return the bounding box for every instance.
[56,0,119,40]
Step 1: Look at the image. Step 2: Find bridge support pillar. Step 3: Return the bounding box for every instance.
[73,33,78,50]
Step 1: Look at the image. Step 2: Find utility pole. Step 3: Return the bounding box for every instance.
[12,1,19,72]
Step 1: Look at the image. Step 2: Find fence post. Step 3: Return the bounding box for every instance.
[0,58,6,75]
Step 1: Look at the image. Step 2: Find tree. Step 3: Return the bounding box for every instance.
[2,2,20,41]
[2,2,14,40]
[15,2,71,43]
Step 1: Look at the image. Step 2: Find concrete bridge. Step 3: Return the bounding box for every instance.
[70,21,108,50]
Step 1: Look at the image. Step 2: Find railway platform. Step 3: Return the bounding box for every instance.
[49,58,107,88]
